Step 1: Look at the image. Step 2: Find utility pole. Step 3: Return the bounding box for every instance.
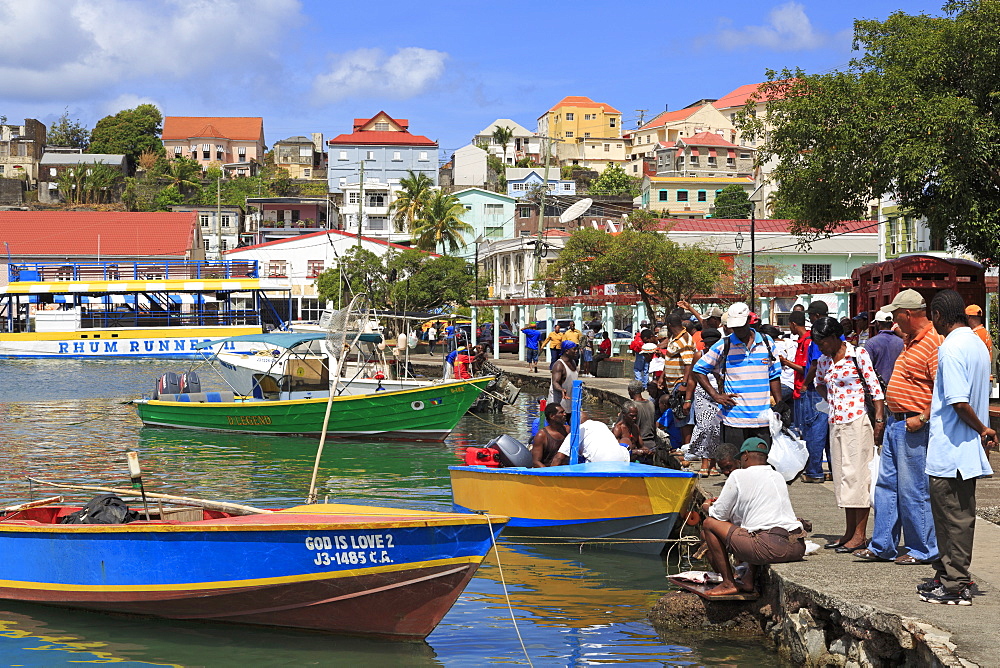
[216,176,222,262]
[357,160,364,248]
[533,135,564,296]
[635,109,649,128]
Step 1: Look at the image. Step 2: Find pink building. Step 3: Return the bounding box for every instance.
[161,117,266,176]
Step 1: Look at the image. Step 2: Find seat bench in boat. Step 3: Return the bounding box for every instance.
[155,391,235,403]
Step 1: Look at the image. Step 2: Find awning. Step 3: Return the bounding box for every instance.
[728,149,736,158]
[169,294,218,304]
[192,331,383,350]
[0,278,290,295]
[690,147,700,156]
[709,148,717,157]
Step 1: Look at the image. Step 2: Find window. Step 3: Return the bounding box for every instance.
[374,122,389,131]
[419,151,428,161]
[0,165,4,174]
[563,183,572,191]
[616,143,623,148]
[200,214,210,228]
[707,157,716,166]
[303,168,311,177]
[202,143,210,159]
[689,156,699,165]
[348,192,359,204]
[307,260,325,278]
[173,146,182,156]
[339,151,348,161]
[632,165,637,173]
[802,264,832,283]
[221,215,232,228]
[697,190,707,202]
[366,151,375,161]
[727,157,735,165]
[583,114,592,120]
[677,190,689,202]
[268,261,288,277]
[565,131,574,138]
[740,153,751,159]
[511,183,525,191]
[609,117,617,127]
[367,216,387,230]
[366,192,386,207]
[463,204,472,211]
[49,167,57,177]
[518,206,531,218]
[392,151,401,161]
[216,145,224,160]
[220,239,228,252]
[658,190,669,202]
[204,240,210,252]
[238,146,246,159]
[604,143,610,152]
[484,203,503,219]
[565,113,574,121]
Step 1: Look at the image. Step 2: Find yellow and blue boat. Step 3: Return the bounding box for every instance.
[449,381,697,553]
[0,502,506,639]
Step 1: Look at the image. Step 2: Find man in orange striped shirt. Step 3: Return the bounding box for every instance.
[965,305,992,354]
[855,290,941,564]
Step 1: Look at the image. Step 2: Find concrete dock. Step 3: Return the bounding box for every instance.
[423,350,1000,666]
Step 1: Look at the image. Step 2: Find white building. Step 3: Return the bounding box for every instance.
[479,231,569,300]
[451,144,489,188]
[473,119,540,165]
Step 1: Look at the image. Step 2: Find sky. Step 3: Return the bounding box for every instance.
[0,0,949,160]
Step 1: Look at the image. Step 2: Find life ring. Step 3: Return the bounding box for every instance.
[411,401,425,411]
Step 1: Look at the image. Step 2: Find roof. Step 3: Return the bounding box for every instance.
[0,212,198,257]
[451,187,516,202]
[274,136,315,144]
[224,229,440,257]
[713,82,783,110]
[544,96,622,115]
[654,218,878,234]
[505,168,565,182]
[646,176,753,184]
[162,117,264,142]
[636,106,701,131]
[476,119,534,138]
[676,132,739,148]
[328,112,436,147]
[39,153,125,166]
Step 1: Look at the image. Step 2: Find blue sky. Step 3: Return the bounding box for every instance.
[1,0,947,158]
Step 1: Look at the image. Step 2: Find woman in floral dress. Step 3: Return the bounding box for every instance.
[685,328,723,476]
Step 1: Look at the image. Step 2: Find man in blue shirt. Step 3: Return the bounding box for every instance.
[863,310,903,382]
[521,323,543,373]
[919,290,997,606]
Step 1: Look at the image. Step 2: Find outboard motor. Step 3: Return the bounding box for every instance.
[154,372,181,399]
[487,434,533,468]
[180,371,201,394]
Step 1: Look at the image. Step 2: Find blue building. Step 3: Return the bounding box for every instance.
[505,167,576,199]
[451,188,517,260]
[327,112,438,242]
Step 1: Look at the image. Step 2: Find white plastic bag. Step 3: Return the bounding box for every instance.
[407,332,419,350]
[769,415,809,482]
[869,448,881,507]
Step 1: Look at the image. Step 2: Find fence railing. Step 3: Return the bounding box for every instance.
[8,260,260,283]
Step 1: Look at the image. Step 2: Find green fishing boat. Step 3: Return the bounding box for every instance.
[134,377,492,441]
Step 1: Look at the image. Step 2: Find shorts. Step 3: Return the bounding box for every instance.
[725,526,806,565]
[721,425,772,449]
[526,348,539,363]
[582,349,594,362]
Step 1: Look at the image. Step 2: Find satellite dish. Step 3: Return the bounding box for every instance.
[559,198,593,224]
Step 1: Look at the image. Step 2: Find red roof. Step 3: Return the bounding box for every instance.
[0,212,198,257]
[353,115,409,131]
[546,96,621,114]
[637,106,702,131]
[328,112,436,147]
[225,229,440,257]
[654,218,877,234]
[677,132,739,148]
[713,82,786,110]
[162,117,264,141]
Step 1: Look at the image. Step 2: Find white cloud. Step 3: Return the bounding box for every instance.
[102,93,163,117]
[0,0,302,102]
[312,47,448,104]
[717,3,829,51]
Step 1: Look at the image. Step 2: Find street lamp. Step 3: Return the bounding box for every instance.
[473,234,485,300]
[747,183,765,312]
[734,231,744,252]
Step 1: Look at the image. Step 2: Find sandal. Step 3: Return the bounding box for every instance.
[698,468,710,478]
[853,548,891,562]
[895,554,932,565]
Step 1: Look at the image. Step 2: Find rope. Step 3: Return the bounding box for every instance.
[501,536,701,545]
[485,513,533,667]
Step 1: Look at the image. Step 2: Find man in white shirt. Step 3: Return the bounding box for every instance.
[551,414,631,465]
[701,438,806,596]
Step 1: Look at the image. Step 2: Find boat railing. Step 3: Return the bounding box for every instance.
[7,260,260,283]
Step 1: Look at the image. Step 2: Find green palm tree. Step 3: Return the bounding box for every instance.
[165,156,202,196]
[390,170,434,233]
[412,191,474,254]
[491,125,514,165]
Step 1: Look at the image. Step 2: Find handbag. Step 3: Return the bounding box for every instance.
[849,353,879,424]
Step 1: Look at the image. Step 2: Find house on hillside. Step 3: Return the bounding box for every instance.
[451,188,516,259]
[654,132,754,179]
[628,102,734,176]
[0,118,46,187]
[0,211,204,286]
[450,144,490,188]
[161,117,266,176]
[537,97,624,172]
[473,119,540,165]
[505,168,575,199]
[272,134,325,179]
[642,175,755,218]
[478,231,570,299]
[37,153,127,204]
[224,229,437,320]
[245,196,329,244]
[326,112,438,243]
[168,205,248,260]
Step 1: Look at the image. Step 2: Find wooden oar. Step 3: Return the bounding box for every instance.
[2,496,63,514]
[25,477,272,516]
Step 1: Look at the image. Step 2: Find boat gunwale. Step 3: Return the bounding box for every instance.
[448,463,698,479]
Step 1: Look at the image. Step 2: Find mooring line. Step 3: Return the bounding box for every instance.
[484,513,533,667]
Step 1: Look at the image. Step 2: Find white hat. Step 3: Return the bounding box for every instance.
[726,302,750,328]
[641,342,658,352]
[874,310,893,322]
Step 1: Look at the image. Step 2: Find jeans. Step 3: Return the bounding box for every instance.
[794,389,828,480]
[633,369,649,385]
[869,418,938,561]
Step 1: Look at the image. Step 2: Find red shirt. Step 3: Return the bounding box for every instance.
[793,334,811,399]
[599,338,612,355]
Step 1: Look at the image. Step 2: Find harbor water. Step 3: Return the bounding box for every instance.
[0,359,784,666]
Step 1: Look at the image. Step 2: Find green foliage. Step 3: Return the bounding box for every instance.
[153,185,184,211]
[739,1,1000,257]
[390,170,433,233]
[713,184,751,219]
[485,154,507,191]
[165,157,203,196]
[490,126,514,165]
[546,228,728,316]
[586,163,640,197]
[204,162,224,181]
[89,104,165,168]
[55,162,124,204]
[412,191,474,254]
[625,209,663,232]
[47,108,90,149]
[515,157,539,168]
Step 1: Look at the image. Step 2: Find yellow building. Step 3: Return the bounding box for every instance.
[641,175,754,219]
[537,96,623,170]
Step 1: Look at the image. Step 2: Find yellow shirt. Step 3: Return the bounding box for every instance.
[542,331,564,349]
[563,329,582,344]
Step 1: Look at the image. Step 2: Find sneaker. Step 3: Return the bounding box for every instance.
[916,578,941,594]
[920,584,972,606]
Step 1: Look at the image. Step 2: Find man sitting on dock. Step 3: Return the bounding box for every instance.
[700,438,806,597]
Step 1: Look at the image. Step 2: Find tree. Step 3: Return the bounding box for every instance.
[389,170,433,233]
[165,157,202,197]
[624,209,663,232]
[713,184,751,219]
[412,191,474,254]
[586,163,640,197]
[55,162,124,204]
[485,154,507,192]
[545,228,727,317]
[739,1,1000,257]
[315,246,393,307]
[388,250,477,310]
[47,108,90,149]
[491,125,514,165]
[89,104,165,169]
[153,185,184,211]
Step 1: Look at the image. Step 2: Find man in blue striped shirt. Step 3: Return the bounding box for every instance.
[693,302,783,447]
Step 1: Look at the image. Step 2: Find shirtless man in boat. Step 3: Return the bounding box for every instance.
[612,401,653,461]
[531,403,569,467]
[699,438,806,596]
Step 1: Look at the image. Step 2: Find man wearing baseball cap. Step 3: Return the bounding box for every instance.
[964,304,992,353]
[700,437,806,597]
[693,302,785,448]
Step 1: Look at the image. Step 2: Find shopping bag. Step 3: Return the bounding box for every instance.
[769,414,809,482]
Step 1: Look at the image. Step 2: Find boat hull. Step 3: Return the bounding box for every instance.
[0,504,506,639]
[0,326,263,359]
[449,462,697,553]
[135,377,492,440]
